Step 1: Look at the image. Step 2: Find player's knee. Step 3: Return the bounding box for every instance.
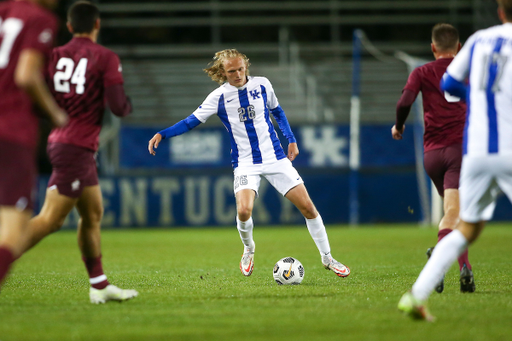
[237,206,253,222]
[299,201,317,219]
[81,207,103,226]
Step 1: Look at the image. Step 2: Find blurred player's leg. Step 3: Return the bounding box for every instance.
[236,189,256,276]
[441,189,474,292]
[439,189,459,230]
[285,184,350,277]
[76,185,103,260]
[400,207,485,320]
[425,146,473,291]
[76,185,138,303]
[23,188,78,253]
[0,207,31,286]
[427,189,460,293]
[400,228,466,321]
[425,247,444,293]
[443,154,473,274]
[397,291,435,322]
[411,222,482,302]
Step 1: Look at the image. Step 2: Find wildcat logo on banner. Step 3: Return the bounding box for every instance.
[300,126,348,166]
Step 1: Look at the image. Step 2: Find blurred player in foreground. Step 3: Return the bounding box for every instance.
[21,1,137,304]
[148,49,350,278]
[399,0,512,321]
[0,0,67,290]
[392,23,475,294]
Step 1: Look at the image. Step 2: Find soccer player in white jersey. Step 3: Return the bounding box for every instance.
[148,49,350,278]
[398,0,512,321]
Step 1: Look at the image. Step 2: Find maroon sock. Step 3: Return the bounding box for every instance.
[82,255,109,289]
[0,247,15,287]
[438,228,471,271]
[437,228,452,242]
[457,248,471,271]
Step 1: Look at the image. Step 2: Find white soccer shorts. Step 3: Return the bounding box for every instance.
[233,158,304,197]
[459,154,512,223]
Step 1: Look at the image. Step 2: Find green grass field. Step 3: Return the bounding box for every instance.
[1,224,511,341]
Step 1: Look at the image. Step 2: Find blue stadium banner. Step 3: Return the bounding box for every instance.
[37,172,427,228]
[36,172,512,228]
[120,124,416,169]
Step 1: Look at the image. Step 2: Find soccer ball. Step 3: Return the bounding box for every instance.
[273,257,305,285]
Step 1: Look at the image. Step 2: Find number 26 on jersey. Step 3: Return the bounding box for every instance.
[238,105,256,122]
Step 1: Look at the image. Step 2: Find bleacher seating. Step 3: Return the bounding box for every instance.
[121,61,311,125]
[121,58,409,125]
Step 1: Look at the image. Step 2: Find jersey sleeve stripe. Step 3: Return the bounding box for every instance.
[485,37,505,154]
[261,85,286,160]
[463,42,478,156]
[217,93,239,168]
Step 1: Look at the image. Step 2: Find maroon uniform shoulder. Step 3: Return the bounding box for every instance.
[47,38,125,152]
[52,38,117,60]
[416,59,437,71]
[413,58,452,87]
[100,45,124,86]
[420,57,466,152]
[410,59,440,74]
[425,58,452,80]
[1,1,58,30]
[0,1,58,148]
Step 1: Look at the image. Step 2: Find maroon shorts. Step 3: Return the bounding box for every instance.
[0,139,37,210]
[47,143,98,198]
[423,144,462,197]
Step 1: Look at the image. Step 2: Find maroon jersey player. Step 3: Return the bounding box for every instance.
[21,1,137,303]
[392,23,475,293]
[0,0,67,290]
[48,33,130,152]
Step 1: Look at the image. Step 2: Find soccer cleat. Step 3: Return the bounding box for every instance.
[460,264,476,293]
[426,247,444,293]
[322,257,350,278]
[239,247,255,277]
[398,291,435,322]
[89,284,139,304]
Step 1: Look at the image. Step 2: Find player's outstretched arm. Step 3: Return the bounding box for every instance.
[148,114,202,156]
[148,133,162,155]
[15,49,68,128]
[287,142,299,161]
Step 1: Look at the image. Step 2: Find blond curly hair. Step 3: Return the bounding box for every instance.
[204,49,251,84]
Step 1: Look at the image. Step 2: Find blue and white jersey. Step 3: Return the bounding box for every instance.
[445,23,512,156]
[192,76,295,168]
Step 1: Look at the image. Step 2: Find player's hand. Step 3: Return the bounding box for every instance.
[50,109,68,128]
[148,133,162,155]
[391,125,405,140]
[287,142,299,161]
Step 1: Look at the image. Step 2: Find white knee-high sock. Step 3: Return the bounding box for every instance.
[237,216,255,251]
[305,214,331,257]
[412,229,469,301]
